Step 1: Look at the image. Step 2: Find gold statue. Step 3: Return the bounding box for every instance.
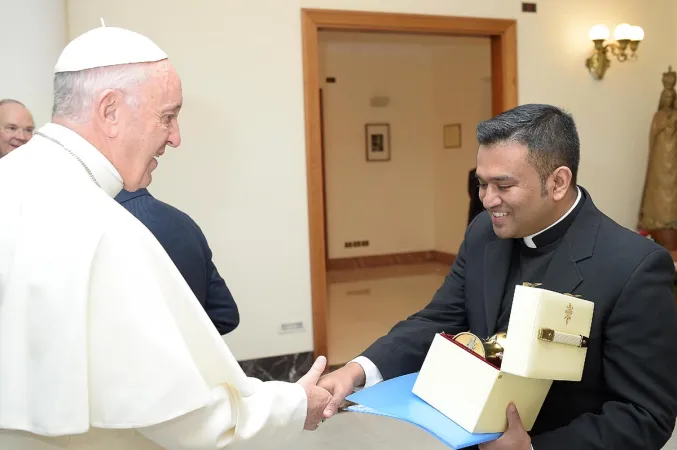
[638,66,677,247]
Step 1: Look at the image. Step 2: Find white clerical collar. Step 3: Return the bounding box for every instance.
[522,187,582,249]
[36,123,123,198]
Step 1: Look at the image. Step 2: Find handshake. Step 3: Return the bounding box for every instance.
[296,356,532,450]
[295,357,367,430]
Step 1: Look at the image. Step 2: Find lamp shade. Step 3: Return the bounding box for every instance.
[613,23,633,40]
[629,25,644,41]
[588,24,610,41]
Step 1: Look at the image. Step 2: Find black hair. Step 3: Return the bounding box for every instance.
[476,104,580,194]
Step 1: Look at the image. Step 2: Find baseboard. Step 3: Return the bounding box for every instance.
[327,250,456,270]
[434,250,455,265]
[239,351,314,383]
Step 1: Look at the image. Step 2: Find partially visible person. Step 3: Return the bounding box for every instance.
[0,99,34,158]
[468,167,484,225]
[116,188,240,335]
[318,104,677,450]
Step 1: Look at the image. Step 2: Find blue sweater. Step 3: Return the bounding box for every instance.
[115,188,239,335]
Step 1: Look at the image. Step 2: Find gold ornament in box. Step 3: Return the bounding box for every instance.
[452,331,508,368]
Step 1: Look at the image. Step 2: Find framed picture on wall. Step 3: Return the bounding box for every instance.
[365,123,391,162]
[443,123,462,148]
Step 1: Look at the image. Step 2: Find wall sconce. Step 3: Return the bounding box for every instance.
[585,23,644,80]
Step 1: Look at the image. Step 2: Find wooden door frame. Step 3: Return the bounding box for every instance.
[301,8,518,360]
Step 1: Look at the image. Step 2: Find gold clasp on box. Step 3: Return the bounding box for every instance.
[538,328,555,342]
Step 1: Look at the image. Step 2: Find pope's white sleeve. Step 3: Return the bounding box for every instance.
[87,218,308,449]
[136,381,307,450]
[350,356,384,389]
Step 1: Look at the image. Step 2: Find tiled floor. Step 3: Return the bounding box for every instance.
[317,262,677,449]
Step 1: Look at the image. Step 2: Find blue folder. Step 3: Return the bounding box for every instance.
[345,373,502,449]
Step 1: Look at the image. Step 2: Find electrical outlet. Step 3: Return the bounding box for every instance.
[345,240,369,248]
[279,321,305,334]
[347,288,371,296]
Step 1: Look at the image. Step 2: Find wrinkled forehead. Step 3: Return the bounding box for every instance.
[0,103,34,127]
[165,69,183,102]
[144,60,182,105]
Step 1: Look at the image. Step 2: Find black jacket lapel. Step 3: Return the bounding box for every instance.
[482,187,601,334]
[539,188,600,295]
[540,243,583,294]
[484,238,514,335]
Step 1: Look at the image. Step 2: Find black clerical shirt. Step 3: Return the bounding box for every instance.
[495,188,584,332]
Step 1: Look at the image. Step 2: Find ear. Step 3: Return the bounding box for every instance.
[551,166,573,201]
[94,89,123,138]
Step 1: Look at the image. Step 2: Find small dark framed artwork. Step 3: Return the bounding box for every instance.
[443,123,462,148]
[365,123,391,162]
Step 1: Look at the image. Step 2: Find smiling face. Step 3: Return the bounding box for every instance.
[476,141,573,239]
[0,101,34,157]
[114,61,183,190]
[79,60,183,191]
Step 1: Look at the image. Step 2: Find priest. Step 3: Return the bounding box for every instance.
[0,25,330,449]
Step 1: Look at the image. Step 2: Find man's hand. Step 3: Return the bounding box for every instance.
[296,356,332,430]
[479,403,531,450]
[317,362,366,419]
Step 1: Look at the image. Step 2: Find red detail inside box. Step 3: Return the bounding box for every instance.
[440,332,501,370]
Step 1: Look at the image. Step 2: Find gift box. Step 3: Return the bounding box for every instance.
[411,285,594,434]
[500,285,595,381]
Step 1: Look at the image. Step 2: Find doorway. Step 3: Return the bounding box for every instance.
[301,9,518,361]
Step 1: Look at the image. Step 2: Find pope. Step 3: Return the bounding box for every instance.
[0,25,330,450]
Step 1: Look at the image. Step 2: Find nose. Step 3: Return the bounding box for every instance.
[167,122,181,148]
[15,129,32,143]
[481,185,502,210]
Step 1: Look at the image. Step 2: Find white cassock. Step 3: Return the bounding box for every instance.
[0,123,307,450]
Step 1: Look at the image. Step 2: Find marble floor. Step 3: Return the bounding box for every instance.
[326,262,449,366]
[280,410,677,450]
[286,411,450,449]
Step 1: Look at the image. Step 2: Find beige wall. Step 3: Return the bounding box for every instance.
[1,0,66,127]
[431,38,493,254]
[320,32,491,259]
[65,0,677,361]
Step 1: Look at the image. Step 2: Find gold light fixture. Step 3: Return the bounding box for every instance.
[585,23,644,80]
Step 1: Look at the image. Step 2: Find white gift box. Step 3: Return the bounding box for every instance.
[501,285,595,381]
[411,285,594,434]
